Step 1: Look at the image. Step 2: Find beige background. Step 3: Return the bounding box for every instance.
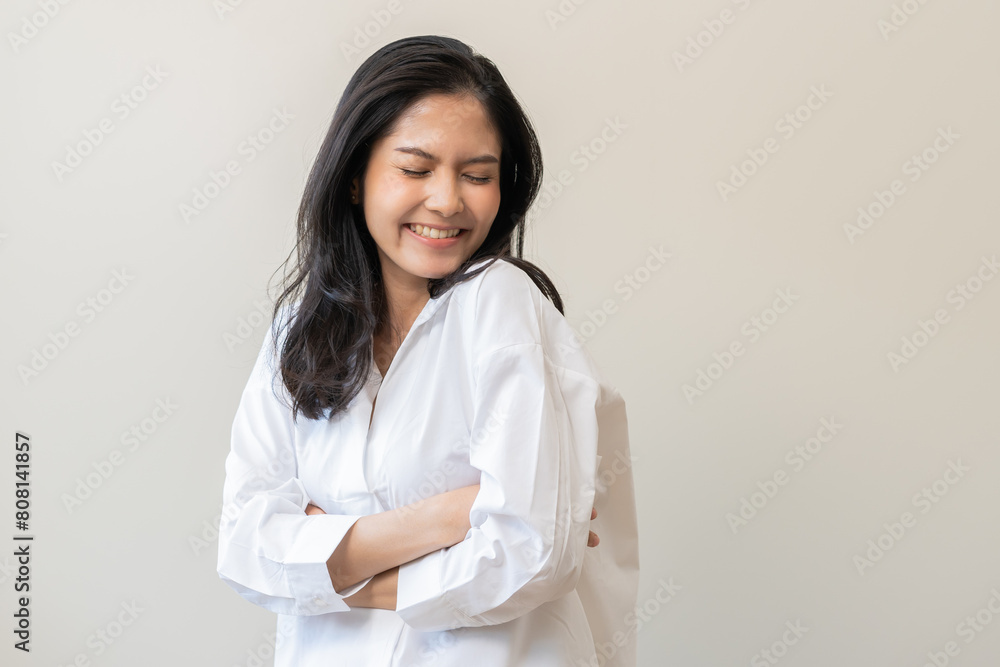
[2,0,999,665]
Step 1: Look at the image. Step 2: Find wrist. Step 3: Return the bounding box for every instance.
[345,567,398,610]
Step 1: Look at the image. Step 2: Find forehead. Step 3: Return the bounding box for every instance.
[380,93,501,155]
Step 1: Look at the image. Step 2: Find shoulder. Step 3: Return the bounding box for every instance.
[245,301,298,396]
[448,257,550,349]
[258,302,297,367]
[459,256,544,301]
[449,258,624,404]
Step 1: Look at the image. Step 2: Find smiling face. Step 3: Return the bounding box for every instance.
[353,93,502,295]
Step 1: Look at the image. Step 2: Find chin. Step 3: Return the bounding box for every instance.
[411,258,463,281]
[419,267,457,281]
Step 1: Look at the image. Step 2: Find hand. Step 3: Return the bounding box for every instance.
[588,507,600,547]
[344,566,398,610]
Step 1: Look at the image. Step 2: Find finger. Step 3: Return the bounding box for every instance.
[587,531,600,547]
[591,507,597,520]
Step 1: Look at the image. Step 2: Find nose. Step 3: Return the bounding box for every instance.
[423,172,464,217]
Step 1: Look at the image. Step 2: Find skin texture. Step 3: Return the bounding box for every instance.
[314,93,597,612]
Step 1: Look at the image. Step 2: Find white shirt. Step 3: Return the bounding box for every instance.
[217,258,640,666]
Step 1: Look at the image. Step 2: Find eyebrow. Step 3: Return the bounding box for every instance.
[394,146,499,165]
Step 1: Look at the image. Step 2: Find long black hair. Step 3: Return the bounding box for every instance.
[270,35,563,422]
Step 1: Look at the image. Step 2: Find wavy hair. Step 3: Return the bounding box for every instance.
[270,35,563,421]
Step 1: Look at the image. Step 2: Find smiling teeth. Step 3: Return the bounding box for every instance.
[410,224,461,239]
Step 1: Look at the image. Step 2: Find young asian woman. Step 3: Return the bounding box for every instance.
[216,34,639,667]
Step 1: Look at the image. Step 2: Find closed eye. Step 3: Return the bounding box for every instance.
[399,168,493,184]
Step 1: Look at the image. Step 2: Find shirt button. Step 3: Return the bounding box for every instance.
[313,598,326,607]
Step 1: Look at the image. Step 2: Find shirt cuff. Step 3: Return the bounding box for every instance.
[395,549,476,631]
[284,513,372,614]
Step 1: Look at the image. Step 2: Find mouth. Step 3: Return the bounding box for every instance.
[406,223,465,240]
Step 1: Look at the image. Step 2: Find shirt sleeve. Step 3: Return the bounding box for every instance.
[394,341,602,631]
[216,316,373,615]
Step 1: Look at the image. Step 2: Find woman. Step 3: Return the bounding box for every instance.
[217,35,639,666]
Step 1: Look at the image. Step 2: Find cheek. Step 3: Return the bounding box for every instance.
[368,172,413,213]
[472,186,501,221]
[379,172,412,199]
[365,179,412,237]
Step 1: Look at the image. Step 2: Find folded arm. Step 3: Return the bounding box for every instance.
[216,322,489,615]
[311,500,598,611]
[391,343,603,630]
[320,484,480,594]
[219,312,601,620]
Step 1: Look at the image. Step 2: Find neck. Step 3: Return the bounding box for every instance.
[378,260,430,346]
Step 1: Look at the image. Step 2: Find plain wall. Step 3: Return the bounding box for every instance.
[2,1,998,665]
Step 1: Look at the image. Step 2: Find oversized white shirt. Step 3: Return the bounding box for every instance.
[217,257,640,666]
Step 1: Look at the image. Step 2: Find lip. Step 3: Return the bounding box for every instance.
[404,223,466,247]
